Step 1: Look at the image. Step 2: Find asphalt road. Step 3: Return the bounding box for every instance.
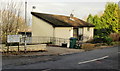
[3,46,119,70]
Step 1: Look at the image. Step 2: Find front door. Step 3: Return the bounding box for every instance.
[73,28,78,38]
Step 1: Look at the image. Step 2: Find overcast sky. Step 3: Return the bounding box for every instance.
[1,0,119,26]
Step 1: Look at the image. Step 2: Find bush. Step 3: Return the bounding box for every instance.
[93,36,112,45]
[104,37,112,45]
[110,42,120,46]
[109,33,120,41]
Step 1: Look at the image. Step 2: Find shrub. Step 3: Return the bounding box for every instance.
[104,37,112,45]
[109,33,120,41]
[93,36,112,45]
[110,42,120,46]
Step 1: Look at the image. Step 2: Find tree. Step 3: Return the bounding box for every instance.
[86,2,120,43]
[0,1,28,43]
[118,2,120,33]
[87,2,119,35]
[87,14,93,24]
[102,2,119,33]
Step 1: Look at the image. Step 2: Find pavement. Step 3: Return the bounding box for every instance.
[2,46,84,56]
[2,46,119,70]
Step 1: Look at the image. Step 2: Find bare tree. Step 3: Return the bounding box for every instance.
[0,1,28,43]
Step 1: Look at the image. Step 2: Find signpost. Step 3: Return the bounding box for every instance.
[7,35,22,52]
[7,35,21,43]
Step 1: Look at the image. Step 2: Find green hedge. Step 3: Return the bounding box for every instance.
[93,36,112,45]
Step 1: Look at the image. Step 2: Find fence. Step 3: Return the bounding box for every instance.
[20,36,70,46]
[20,35,92,47]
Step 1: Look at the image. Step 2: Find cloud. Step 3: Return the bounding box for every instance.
[31,2,105,17]
[27,0,119,2]
[1,1,115,26]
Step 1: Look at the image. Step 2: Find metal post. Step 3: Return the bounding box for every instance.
[7,43,9,53]
[24,1,27,53]
[18,42,19,52]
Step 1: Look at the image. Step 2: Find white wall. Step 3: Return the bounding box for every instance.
[32,16,54,37]
[32,17,73,47]
[32,16,94,45]
[55,27,73,39]
[82,27,94,42]
[55,27,73,47]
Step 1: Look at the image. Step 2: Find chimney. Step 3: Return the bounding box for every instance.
[70,13,74,18]
[70,13,75,21]
[32,6,36,12]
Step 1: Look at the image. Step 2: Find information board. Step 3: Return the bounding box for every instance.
[7,35,22,43]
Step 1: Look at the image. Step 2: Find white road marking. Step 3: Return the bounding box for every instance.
[78,56,109,64]
[42,69,51,71]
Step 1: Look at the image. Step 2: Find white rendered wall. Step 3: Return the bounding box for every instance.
[82,27,94,42]
[55,27,73,47]
[32,16,54,37]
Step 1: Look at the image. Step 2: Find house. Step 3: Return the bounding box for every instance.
[31,12,95,46]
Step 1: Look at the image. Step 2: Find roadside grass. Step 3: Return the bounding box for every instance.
[81,43,95,51]
[2,51,47,56]
[110,41,120,46]
[81,41,120,51]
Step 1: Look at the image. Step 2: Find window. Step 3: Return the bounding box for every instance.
[87,27,90,31]
[79,28,83,35]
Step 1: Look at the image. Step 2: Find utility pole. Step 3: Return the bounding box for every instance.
[24,1,27,53]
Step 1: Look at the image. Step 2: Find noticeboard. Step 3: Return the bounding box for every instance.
[7,35,22,43]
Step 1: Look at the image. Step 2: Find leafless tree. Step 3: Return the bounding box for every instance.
[0,1,28,43]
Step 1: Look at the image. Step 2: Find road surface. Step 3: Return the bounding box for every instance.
[3,46,119,70]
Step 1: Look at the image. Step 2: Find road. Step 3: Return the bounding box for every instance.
[3,46,119,70]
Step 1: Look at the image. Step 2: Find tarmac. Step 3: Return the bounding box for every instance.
[2,46,84,68]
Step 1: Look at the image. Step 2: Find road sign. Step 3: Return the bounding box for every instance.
[7,35,22,43]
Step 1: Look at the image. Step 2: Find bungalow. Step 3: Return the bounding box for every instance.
[31,12,94,46]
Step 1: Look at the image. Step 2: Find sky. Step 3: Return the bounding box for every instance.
[0,0,119,26]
